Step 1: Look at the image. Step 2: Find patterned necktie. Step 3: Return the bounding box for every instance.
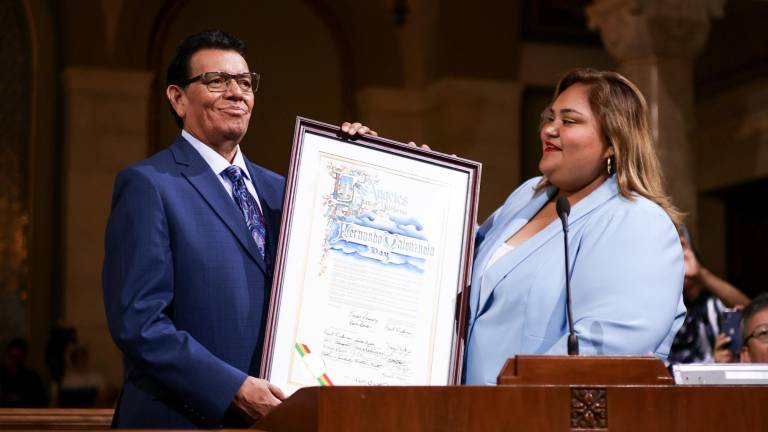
[222,165,267,260]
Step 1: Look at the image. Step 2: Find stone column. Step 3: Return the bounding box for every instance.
[586,0,725,234]
[62,67,153,387]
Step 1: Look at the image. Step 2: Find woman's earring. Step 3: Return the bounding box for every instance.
[606,157,613,176]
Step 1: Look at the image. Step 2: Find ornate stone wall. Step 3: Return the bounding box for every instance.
[0,0,31,344]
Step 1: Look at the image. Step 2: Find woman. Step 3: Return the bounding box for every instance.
[463,68,686,385]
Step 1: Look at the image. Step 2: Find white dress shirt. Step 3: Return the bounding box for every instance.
[182,130,262,211]
[484,242,514,272]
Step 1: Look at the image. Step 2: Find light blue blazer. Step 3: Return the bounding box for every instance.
[464,176,686,385]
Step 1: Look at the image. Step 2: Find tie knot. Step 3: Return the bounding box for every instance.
[223,165,243,183]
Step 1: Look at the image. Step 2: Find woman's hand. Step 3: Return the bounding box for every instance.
[341,122,378,137]
[408,141,432,151]
[341,122,443,153]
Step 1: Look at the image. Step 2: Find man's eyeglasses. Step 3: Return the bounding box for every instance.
[744,324,768,345]
[179,72,260,93]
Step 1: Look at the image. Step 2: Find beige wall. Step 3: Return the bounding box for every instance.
[695,78,768,274]
[62,67,154,388]
[696,78,768,191]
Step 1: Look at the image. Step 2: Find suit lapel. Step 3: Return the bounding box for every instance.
[170,137,267,274]
[471,176,620,319]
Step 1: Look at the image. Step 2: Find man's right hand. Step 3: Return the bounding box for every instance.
[681,235,701,281]
[231,376,286,424]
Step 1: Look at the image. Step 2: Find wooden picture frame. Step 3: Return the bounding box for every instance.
[260,117,481,394]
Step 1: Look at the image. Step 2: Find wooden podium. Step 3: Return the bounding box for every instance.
[254,356,768,431]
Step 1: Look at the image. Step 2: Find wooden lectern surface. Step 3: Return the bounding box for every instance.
[497,355,673,385]
[255,356,768,431]
[254,385,768,432]
[2,358,764,431]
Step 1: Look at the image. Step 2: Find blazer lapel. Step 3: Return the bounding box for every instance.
[566,175,620,226]
[471,176,621,319]
[170,137,267,274]
[472,187,557,316]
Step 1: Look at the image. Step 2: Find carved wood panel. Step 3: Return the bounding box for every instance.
[571,387,607,430]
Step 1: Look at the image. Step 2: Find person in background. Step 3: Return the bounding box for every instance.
[740,293,768,363]
[59,345,106,408]
[460,68,686,385]
[0,338,47,407]
[669,229,750,364]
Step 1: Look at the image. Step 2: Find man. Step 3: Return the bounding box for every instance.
[0,339,47,407]
[669,230,749,364]
[103,30,286,428]
[740,293,768,363]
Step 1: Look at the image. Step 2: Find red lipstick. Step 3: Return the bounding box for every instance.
[543,141,562,152]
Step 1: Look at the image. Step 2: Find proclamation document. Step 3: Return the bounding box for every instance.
[262,118,480,395]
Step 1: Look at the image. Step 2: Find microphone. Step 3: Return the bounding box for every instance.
[556,197,579,355]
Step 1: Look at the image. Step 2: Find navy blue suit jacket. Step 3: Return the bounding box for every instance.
[102,136,284,428]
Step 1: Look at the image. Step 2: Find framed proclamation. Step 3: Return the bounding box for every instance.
[260,117,481,395]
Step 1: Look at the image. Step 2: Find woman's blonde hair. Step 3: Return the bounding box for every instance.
[538,68,684,228]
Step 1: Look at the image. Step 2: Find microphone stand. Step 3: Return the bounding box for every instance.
[556,197,579,355]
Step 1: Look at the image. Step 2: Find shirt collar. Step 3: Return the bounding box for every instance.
[182,129,251,180]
